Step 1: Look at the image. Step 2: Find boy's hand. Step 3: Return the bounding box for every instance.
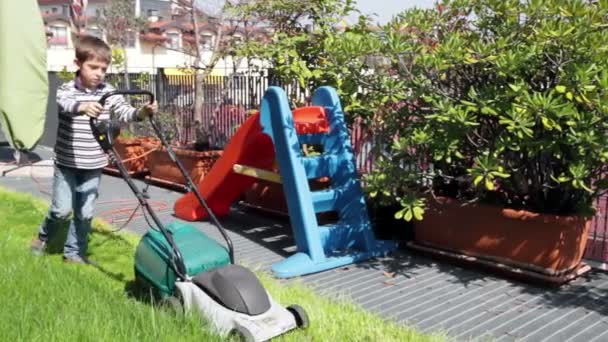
[78,102,103,118]
[137,101,158,120]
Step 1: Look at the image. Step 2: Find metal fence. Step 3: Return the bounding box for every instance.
[105,71,308,142]
[104,70,375,170]
[586,196,608,266]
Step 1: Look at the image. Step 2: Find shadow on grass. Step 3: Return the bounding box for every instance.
[45,220,143,291]
[89,228,165,306]
[89,227,140,284]
[124,276,160,305]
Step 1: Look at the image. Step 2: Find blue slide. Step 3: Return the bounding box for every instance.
[259,86,396,278]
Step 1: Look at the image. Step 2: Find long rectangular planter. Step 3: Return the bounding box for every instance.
[103,136,151,174]
[242,177,331,216]
[412,197,591,277]
[141,141,222,187]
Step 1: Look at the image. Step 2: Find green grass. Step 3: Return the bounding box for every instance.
[0,187,444,342]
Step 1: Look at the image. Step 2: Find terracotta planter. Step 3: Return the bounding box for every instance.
[243,179,289,215]
[142,141,222,186]
[243,177,331,216]
[413,197,591,276]
[107,137,151,173]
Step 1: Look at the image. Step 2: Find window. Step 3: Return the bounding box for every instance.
[51,7,58,13]
[126,31,136,48]
[201,34,213,50]
[62,5,69,15]
[167,32,179,49]
[147,9,159,18]
[49,25,68,48]
[88,28,103,39]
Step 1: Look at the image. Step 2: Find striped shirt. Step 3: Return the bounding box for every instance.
[54,77,139,169]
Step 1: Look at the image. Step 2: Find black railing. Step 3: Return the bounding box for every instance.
[103,70,313,148]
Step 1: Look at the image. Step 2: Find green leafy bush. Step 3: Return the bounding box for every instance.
[234,0,608,219]
[365,0,608,219]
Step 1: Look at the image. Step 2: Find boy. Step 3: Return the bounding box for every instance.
[31,35,157,263]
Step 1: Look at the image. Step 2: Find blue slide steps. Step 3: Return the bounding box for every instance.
[259,86,396,278]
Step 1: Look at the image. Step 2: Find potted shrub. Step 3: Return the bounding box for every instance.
[364,0,608,282]
[142,141,222,187]
[103,130,156,175]
[138,111,222,188]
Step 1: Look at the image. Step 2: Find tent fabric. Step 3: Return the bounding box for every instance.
[0,0,49,150]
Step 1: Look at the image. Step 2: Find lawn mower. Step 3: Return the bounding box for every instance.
[91,90,308,341]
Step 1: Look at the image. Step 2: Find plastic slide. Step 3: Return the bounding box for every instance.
[174,106,327,221]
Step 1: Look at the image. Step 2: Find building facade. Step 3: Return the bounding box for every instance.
[38,0,254,74]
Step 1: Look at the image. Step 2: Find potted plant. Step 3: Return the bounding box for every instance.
[364,0,608,282]
[103,130,156,176]
[139,111,222,188]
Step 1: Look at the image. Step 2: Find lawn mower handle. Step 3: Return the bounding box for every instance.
[98,90,155,106]
[90,90,190,280]
[91,90,155,149]
[100,91,236,264]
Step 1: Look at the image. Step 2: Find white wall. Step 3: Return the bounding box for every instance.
[41,3,253,74]
[47,38,252,74]
[39,4,69,15]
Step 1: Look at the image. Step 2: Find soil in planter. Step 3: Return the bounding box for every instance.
[142,140,222,186]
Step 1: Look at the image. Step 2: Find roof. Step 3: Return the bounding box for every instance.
[140,32,168,43]
[37,2,271,42]
[38,0,107,5]
[41,13,70,23]
[148,20,174,29]
[149,19,196,32]
[38,0,70,4]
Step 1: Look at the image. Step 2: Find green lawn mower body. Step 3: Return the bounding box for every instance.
[134,221,230,297]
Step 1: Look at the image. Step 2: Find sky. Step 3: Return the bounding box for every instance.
[352,0,435,24]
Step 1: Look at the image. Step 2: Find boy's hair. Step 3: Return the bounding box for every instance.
[75,35,111,64]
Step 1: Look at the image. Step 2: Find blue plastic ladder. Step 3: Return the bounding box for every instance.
[259,86,396,278]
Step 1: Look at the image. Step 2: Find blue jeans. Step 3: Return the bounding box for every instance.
[38,163,102,258]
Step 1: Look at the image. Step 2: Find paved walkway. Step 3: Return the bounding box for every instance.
[2,143,608,341]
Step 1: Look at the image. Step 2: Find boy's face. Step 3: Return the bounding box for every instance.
[75,57,109,89]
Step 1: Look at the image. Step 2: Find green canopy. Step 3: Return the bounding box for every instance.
[0,0,49,150]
